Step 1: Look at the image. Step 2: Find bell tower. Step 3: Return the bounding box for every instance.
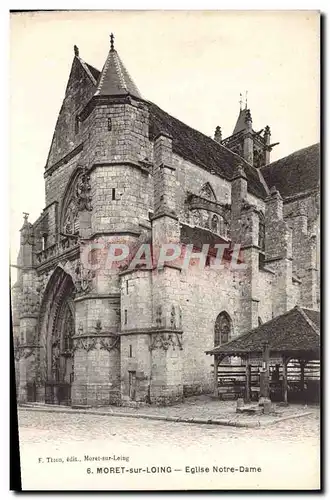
[219,93,279,168]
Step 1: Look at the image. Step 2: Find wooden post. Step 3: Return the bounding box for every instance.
[260,342,270,399]
[283,356,288,404]
[213,355,219,397]
[245,356,251,403]
[300,360,306,392]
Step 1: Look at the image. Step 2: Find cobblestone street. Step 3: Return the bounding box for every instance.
[17,408,320,491]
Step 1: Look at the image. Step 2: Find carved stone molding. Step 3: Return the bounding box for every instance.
[19,288,40,318]
[73,262,94,297]
[185,193,231,224]
[73,334,119,352]
[20,213,34,245]
[15,345,39,361]
[76,167,92,212]
[73,337,96,352]
[149,331,183,351]
[99,336,119,352]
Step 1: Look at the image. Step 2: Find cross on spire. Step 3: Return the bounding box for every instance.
[110,33,115,51]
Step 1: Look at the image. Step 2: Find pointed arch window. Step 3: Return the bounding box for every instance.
[63,199,79,235]
[199,182,217,202]
[219,215,228,238]
[211,214,219,233]
[214,311,232,347]
[210,213,228,238]
[60,167,92,237]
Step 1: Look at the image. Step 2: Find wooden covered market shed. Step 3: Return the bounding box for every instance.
[206,306,320,404]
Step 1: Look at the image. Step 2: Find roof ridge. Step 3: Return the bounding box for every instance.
[149,102,260,171]
[297,306,320,335]
[264,143,320,169]
[94,48,141,99]
[114,52,128,91]
[223,307,301,346]
[95,51,112,95]
[77,56,97,86]
[257,167,270,196]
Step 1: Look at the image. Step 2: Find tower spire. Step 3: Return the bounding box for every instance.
[245,90,248,110]
[94,35,142,98]
[239,93,243,111]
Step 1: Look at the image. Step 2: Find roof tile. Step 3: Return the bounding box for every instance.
[260,143,320,199]
[206,306,320,356]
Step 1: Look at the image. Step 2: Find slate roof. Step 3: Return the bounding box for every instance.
[86,63,101,82]
[148,102,268,199]
[302,308,320,331]
[94,48,142,99]
[82,49,317,202]
[206,306,320,357]
[260,143,320,200]
[232,108,250,135]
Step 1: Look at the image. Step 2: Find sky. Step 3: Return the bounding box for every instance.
[9,10,320,275]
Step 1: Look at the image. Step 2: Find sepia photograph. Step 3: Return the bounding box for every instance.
[10,10,320,491]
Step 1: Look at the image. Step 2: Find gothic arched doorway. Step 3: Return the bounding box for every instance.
[38,266,75,405]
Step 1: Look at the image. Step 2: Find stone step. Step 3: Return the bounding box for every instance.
[236,404,263,415]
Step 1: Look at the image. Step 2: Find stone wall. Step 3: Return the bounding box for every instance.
[257,268,274,323]
[120,333,151,404]
[120,270,152,331]
[178,262,242,395]
[90,165,152,235]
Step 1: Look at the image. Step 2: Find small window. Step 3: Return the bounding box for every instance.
[42,234,48,251]
[129,344,132,358]
[258,252,265,270]
[75,116,80,135]
[108,117,112,131]
[112,188,116,201]
[211,214,219,234]
[126,280,129,295]
[259,222,265,251]
[124,309,128,325]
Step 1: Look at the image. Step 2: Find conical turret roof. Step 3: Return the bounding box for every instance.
[94,34,142,99]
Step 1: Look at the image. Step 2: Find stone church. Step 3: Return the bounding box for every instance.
[12,36,320,406]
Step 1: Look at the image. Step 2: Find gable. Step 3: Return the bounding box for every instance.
[45,57,97,170]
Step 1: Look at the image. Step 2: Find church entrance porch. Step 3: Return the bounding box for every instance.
[38,266,75,405]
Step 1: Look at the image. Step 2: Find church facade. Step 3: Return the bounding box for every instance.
[12,37,320,406]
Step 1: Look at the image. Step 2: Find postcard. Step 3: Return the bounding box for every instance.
[10,10,320,491]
